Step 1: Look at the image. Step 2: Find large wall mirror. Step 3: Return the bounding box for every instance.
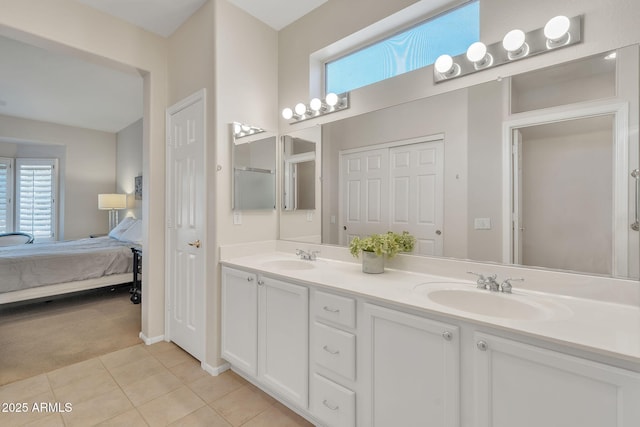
[279,44,640,281]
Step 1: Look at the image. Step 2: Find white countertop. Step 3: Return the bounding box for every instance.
[221,249,640,366]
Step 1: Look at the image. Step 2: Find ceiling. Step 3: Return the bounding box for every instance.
[0,0,326,135]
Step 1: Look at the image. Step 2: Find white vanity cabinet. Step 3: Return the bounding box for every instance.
[473,332,640,427]
[362,303,460,427]
[221,266,309,409]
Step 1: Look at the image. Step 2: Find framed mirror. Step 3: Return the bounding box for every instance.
[231,123,276,210]
[279,45,640,281]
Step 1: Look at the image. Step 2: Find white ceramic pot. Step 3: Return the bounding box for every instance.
[362,250,384,274]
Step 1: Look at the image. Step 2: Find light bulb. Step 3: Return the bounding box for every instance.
[232,123,241,135]
[309,98,323,111]
[241,124,250,132]
[282,108,293,120]
[325,92,339,107]
[502,29,526,52]
[544,15,570,41]
[466,42,487,63]
[295,103,307,115]
[434,54,454,74]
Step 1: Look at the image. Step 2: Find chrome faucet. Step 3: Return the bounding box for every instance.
[500,278,524,293]
[296,249,319,260]
[468,272,489,289]
[486,275,500,292]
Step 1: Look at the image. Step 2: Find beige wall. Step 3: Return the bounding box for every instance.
[0,0,168,340]
[0,114,116,240]
[116,118,143,220]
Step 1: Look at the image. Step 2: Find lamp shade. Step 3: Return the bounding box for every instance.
[98,194,127,210]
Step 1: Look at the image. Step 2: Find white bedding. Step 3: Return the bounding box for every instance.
[0,237,134,293]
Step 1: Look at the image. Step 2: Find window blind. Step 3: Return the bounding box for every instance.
[0,160,10,233]
[16,159,57,240]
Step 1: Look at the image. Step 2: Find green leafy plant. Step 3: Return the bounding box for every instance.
[349,231,416,258]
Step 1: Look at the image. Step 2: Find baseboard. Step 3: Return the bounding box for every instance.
[203,361,230,376]
[139,331,165,345]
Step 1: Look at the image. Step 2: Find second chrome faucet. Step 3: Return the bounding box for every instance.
[467,272,523,293]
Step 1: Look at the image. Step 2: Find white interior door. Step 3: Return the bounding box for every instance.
[339,148,389,245]
[512,130,523,264]
[166,89,206,361]
[388,141,444,255]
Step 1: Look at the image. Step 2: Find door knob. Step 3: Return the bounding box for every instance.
[436,230,442,235]
[188,239,201,248]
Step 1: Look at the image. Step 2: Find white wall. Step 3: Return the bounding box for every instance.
[0,114,116,240]
[116,118,143,220]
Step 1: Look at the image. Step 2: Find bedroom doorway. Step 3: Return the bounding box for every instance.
[166,89,207,361]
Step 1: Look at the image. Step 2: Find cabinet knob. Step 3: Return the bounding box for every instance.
[247,277,254,282]
[257,279,264,286]
[442,331,453,341]
[477,340,488,351]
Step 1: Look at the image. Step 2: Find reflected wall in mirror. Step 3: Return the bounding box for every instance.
[231,123,276,210]
[279,126,322,243]
[279,45,639,280]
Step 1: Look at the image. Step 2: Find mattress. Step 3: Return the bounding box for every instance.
[0,237,134,293]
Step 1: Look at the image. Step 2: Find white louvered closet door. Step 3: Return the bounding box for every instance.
[15,158,58,241]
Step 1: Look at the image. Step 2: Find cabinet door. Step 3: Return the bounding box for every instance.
[221,267,258,376]
[362,304,460,427]
[474,332,640,427]
[258,276,309,408]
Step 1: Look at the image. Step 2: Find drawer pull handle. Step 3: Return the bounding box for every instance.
[322,399,339,411]
[323,306,340,313]
[322,345,340,355]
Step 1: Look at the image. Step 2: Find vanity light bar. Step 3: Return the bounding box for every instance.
[434,15,582,83]
[232,121,265,140]
[282,92,350,124]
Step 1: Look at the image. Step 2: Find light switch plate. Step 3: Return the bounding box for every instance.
[233,211,242,225]
[474,217,491,230]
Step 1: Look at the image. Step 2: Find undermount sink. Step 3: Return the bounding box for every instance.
[424,288,554,320]
[261,259,315,270]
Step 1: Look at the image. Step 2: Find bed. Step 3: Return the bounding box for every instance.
[0,218,142,304]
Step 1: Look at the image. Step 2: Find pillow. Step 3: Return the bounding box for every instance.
[108,216,136,240]
[118,219,142,244]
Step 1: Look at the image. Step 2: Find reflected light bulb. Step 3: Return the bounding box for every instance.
[232,123,241,135]
[434,54,454,74]
[544,15,570,41]
[466,42,487,63]
[325,92,339,107]
[282,108,293,120]
[295,103,307,115]
[309,98,323,111]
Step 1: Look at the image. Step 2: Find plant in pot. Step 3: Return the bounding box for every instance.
[349,231,416,273]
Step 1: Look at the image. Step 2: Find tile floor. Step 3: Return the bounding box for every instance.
[0,341,314,426]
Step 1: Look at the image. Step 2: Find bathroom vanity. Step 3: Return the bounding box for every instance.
[220,242,640,427]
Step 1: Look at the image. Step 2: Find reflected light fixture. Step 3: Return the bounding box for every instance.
[434,15,582,83]
[232,121,265,139]
[282,92,350,123]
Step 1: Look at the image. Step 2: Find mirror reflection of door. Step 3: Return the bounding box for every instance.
[339,138,444,255]
[283,135,316,211]
[513,116,614,275]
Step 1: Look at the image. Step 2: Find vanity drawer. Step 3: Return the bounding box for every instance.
[313,322,356,380]
[313,290,356,328]
[311,373,355,427]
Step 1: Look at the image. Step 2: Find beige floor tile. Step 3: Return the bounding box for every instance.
[96,408,148,427]
[187,370,246,404]
[0,374,50,403]
[51,370,119,406]
[168,405,232,427]
[210,385,276,427]
[99,344,150,370]
[107,353,167,387]
[46,358,106,390]
[145,340,179,355]
[61,388,132,427]
[169,359,208,384]
[154,345,198,368]
[23,413,65,426]
[137,386,205,426]
[122,369,183,407]
[243,402,314,427]
[0,390,58,426]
